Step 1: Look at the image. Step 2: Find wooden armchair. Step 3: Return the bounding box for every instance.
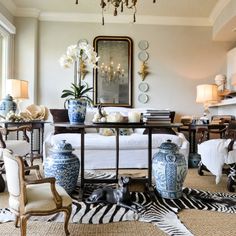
[3,149,72,236]
[0,125,32,157]
[198,120,236,192]
[0,125,32,192]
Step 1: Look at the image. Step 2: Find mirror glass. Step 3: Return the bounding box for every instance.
[93,36,133,107]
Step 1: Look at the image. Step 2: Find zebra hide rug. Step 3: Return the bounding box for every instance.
[0,171,236,236]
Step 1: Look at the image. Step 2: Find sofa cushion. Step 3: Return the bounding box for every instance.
[99,128,116,136]
[48,133,183,150]
[99,128,133,136]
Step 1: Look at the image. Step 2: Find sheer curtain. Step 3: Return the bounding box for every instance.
[0,15,15,98]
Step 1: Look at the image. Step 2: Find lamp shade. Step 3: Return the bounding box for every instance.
[196,84,218,104]
[6,79,29,100]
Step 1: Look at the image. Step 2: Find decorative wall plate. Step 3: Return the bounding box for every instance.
[138,93,149,103]
[138,51,149,62]
[138,40,149,50]
[138,82,149,92]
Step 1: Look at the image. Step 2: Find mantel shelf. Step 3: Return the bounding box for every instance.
[209,97,236,108]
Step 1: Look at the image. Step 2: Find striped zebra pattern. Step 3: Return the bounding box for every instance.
[0,171,235,236]
[69,171,236,236]
[71,187,236,236]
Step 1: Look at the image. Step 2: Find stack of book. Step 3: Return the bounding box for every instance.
[143,109,171,124]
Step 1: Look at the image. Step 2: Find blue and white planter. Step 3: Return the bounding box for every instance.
[68,99,87,124]
[152,140,188,199]
[44,140,80,194]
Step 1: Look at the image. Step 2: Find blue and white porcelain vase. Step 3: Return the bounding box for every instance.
[68,99,87,124]
[0,94,17,118]
[44,140,80,194]
[152,140,187,199]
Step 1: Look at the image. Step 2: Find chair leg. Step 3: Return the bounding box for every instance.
[23,159,30,175]
[198,161,209,176]
[15,215,19,228]
[0,174,5,193]
[20,215,27,236]
[64,205,72,236]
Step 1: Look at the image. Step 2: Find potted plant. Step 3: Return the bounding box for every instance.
[59,42,99,124]
[61,83,93,123]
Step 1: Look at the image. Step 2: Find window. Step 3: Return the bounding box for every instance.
[0,33,3,98]
[0,13,15,99]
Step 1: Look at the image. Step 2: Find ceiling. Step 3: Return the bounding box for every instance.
[9,0,218,18]
[1,0,236,41]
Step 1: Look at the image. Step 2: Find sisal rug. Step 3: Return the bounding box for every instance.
[0,171,236,236]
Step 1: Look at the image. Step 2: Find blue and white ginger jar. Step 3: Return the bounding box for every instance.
[44,140,80,194]
[0,94,17,118]
[152,139,187,199]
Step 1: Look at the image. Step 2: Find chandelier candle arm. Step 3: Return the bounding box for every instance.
[99,60,124,83]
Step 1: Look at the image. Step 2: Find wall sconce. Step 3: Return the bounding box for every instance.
[196,84,219,113]
[138,62,149,81]
[6,79,29,112]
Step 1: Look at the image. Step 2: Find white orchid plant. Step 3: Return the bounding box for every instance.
[59,42,99,84]
[59,42,99,105]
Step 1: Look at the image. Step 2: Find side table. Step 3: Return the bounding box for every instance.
[0,120,50,165]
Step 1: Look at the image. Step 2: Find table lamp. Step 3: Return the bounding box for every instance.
[196,84,219,114]
[6,79,29,113]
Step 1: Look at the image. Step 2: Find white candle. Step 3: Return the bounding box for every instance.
[128,111,141,122]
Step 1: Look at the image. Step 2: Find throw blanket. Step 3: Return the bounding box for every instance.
[198,139,236,184]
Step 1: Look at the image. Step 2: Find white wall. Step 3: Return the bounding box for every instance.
[33,20,235,121]
[14,17,38,108]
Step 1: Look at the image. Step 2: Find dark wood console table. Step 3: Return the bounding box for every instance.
[53,122,182,197]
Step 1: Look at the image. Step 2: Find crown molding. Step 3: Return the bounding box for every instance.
[0,12,16,34]
[15,8,40,18]
[209,0,231,24]
[39,12,211,26]
[0,0,227,26]
[135,16,211,26]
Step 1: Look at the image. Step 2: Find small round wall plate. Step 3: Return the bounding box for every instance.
[138,40,149,50]
[138,82,149,92]
[138,51,149,62]
[138,93,149,104]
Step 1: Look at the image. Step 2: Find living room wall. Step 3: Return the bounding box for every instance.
[13,18,236,121]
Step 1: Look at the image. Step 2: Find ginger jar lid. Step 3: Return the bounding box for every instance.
[50,140,74,153]
[159,139,179,152]
[3,94,14,101]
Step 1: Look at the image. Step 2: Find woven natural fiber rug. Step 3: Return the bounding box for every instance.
[0,171,236,236]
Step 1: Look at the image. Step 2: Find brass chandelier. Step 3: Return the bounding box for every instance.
[75,0,157,25]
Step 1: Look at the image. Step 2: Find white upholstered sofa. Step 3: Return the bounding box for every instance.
[43,107,190,170]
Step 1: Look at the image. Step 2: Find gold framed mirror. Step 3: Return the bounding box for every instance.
[93,36,133,107]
